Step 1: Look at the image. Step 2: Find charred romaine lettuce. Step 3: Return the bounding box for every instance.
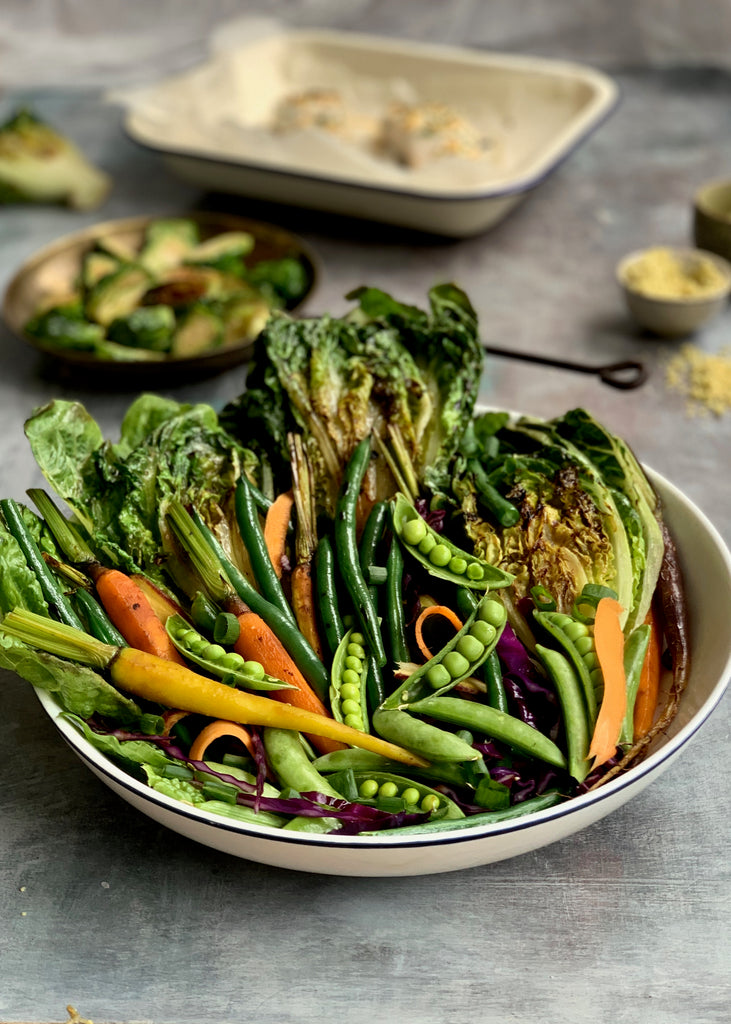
[221,284,483,513]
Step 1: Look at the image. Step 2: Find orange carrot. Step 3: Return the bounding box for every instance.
[291,563,324,661]
[588,597,626,768]
[633,606,663,739]
[230,605,344,755]
[91,566,186,665]
[415,605,464,661]
[188,720,255,762]
[131,574,188,624]
[263,490,294,579]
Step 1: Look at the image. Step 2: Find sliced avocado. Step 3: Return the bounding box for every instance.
[186,231,255,267]
[81,250,120,289]
[139,218,199,276]
[92,339,167,362]
[107,305,175,352]
[221,293,271,346]
[85,265,152,327]
[25,302,105,351]
[170,303,224,358]
[95,233,139,262]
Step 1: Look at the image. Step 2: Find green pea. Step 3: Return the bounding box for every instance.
[469,620,496,646]
[179,628,200,644]
[429,544,452,568]
[350,632,364,645]
[443,651,471,678]
[203,644,226,662]
[564,620,589,641]
[340,682,360,701]
[401,788,421,806]
[341,698,361,716]
[478,599,505,627]
[402,517,428,546]
[575,635,595,656]
[448,556,468,576]
[456,633,485,662]
[342,668,361,687]
[379,782,399,798]
[426,663,452,690]
[583,652,599,671]
[345,714,364,730]
[418,533,437,555]
[347,642,366,660]
[466,563,485,581]
[345,655,362,672]
[219,652,245,670]
[590,668,604,688]
[188,638,209,655]
[243,660,266,679]
[359,779,379,799]
[421,794,440,813]
[551,613,573,628]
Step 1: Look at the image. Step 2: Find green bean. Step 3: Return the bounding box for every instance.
[407,695,568,770]
[74,586,127,646]
[372,708,479,763]
[620,624,652,746]
[335,439,387,667]
[165,613,295,692]
[385,532,410,665]
[392,493,515,591]
[193,510,330,701]
[0,498,85,630]
[534,644,591,782]
[467,458,521,528]
[234,474,297,628]
[360,791,564,836]
[483,650,509,714]
[359,500,388,601]
[314,535,346,657]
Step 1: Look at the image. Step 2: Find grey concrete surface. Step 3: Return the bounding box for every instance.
[0,7,729,1024]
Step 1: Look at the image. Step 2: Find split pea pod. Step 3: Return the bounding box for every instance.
[346,770,464,820]
[534,644,591,782]
[381,593,507,711]
[456,588,508,713]
[235,474,297,629]
[311,748,472,789]
[330,629,370,733]
[334,438,387,667]
[359,790,564,836]
[165,613,295,692]
[533,610,599,725]
[406,695,568,770]
[391,493,515,591]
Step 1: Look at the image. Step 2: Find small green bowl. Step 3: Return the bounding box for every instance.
[694,179,731,263]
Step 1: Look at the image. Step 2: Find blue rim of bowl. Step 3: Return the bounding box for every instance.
[30,462,731,853]
[121,86,619,207]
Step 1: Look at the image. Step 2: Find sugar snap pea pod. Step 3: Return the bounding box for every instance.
[335,438,387,667]
[406,695,568,770]
[620,624,651,747]
[372,708,479,763]
[380,593,507,711]
[314,535,345,656]
[349,770,464,819]
[533,610,599,726]
[330,628,370,733]
[165,614,295,692]
[534,644,591,782]
[235,474,298,629]
[263,726,343,835]
[391,493,515,591]
[359,790,564,836]
[193,510,330,700]
[385,532,410,664]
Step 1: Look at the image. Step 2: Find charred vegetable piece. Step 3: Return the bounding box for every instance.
[139,218,199,276]
[107,305,175,352]
[85,265,153,327]
[169,304,224,358]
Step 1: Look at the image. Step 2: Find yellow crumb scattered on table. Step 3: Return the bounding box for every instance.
[665,343,731,416]
[625,247,729,300]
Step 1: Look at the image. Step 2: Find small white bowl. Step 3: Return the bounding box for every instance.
[617,246,731,337]
[32,467,731,877]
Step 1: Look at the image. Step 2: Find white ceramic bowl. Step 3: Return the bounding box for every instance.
[32,468,731,876]
[121,28,618,237]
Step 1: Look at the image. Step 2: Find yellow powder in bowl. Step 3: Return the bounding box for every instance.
[624,247,729,300]
[666,343,731,416]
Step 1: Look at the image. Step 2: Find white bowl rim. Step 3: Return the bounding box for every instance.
[32,464,731,852]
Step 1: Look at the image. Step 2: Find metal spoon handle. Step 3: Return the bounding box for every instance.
[483,345,647,390]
